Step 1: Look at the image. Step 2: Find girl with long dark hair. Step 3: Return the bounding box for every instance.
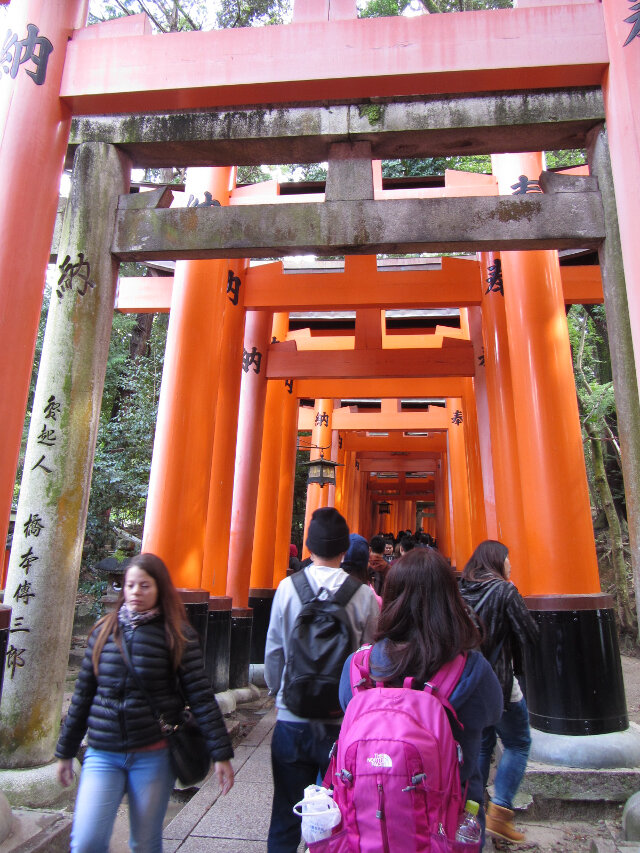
[460,540,539,844]
[339,548,502,840]
[56,553,234,853]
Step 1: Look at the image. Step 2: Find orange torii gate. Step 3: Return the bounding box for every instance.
[1,0,639,781]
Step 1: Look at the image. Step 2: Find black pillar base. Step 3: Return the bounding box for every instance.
[229,607,253,689]
[0,604,10,703]
[524,594,628,736]
[248,588,275,665]
[178,589,210,652]
[205,596,232,694]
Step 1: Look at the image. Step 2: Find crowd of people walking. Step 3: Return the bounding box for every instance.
[57,514,538,853]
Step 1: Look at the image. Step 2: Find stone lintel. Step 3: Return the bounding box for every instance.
[540,170,599,194]
[67,89,605,170]
[111,193,605,261]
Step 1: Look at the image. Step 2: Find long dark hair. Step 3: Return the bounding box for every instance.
[462,540,509,582]
[375,548,480,683]
[91,553,189,674]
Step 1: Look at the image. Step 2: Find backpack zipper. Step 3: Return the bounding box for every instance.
[376,777,391,853]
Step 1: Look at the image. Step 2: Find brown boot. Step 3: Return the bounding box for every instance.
[485,802,525,844]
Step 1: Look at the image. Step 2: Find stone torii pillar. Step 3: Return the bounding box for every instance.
[0,0,89,576]
[0,143,130,782]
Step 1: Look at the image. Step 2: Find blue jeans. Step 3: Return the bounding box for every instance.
[268,720,341,853]
[71,747,175,853]
[479,697,531,809]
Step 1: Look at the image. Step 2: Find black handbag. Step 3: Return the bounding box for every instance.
[120,639,211,787]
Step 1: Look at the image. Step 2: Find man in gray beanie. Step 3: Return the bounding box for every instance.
[265,508,379,853]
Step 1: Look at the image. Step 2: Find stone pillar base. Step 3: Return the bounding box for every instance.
[0,758,81,808]
[530,722,640,770]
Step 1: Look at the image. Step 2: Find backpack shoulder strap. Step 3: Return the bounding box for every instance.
[431,652,468,698]
[349,644,375,692]
[332,574,362,608]
[290,569,315,605]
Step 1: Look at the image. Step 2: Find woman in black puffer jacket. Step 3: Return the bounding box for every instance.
[56,553,234,853]
[460,540,538,846]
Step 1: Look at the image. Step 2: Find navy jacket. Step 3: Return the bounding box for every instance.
[339,643,502,806]
[55,617,233,762]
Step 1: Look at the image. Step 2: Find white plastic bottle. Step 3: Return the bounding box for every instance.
[455,800,482,845]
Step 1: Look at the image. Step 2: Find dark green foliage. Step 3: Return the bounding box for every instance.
[84,312,167,565]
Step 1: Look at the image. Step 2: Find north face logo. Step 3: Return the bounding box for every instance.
[367,753,392,768]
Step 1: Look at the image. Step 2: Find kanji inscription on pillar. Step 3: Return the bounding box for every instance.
[451,410,463,425]
[0,24,53,85]
[624,0,640,45]
[315,412,329,427]
[485,260,504,296]
[242,346,262,374]
[227,270,241,305]
[511,175,541,195]
[56,253,96,300]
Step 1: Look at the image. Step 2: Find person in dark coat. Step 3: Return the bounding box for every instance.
[56,553,234,853]
[460,540,539,845]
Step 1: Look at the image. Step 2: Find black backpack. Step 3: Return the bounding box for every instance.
[283,570,362,719]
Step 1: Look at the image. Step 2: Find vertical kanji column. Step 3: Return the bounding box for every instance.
[0,0,89,571]
[0,142,130,769]
[143,167,233,589]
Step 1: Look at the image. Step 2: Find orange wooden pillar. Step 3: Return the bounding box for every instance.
[143,167,233,588]
[334,436,346,514]
[226,309,273,606]
[272,383,299,587]
[250,313,289,589]
[0,0,89,558]
[466,307,498,539]
[461,376,487,549]
[493,153,600,595]
[202,259,248,596]
[437,453,452,560]
[301,399,333,556]
[446,398,473,569]
[478,250,530,588]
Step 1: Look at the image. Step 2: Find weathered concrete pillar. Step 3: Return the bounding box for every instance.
[0,142,130,768]
[587,125,640,634]
[0,0,89,583]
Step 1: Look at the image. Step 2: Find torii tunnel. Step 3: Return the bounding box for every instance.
[0,0,639,771]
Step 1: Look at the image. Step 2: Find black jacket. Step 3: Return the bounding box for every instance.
[55,617,233,762]
[459,578,539,707]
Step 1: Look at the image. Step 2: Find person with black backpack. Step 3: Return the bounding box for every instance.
[264,508,379,853]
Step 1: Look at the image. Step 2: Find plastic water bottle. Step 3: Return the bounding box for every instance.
[455,800,482,845]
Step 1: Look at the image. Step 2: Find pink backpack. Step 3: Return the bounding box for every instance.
[311,645,474,853]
